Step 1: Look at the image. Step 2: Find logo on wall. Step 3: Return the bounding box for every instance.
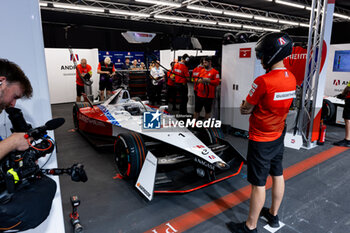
[70,54,79,62]
[333,79,340,86]
[106,51,109,55]
[239,48,251,58]
[333,79,349,86]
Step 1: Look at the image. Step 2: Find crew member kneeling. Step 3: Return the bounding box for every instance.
[0,59,56,232]
[226,33,296,233]
[193,56,220,120]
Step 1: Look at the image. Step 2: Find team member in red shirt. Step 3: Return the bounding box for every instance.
[334,82,350,147]
[193,56,220,120]
[226,33,296,233]
[97,57,115,101]
[75,58,92,102]
[173,54,190,115]
[166,61,177,111]
[191,58,204,95]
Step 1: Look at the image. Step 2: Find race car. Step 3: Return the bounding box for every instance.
[73,88,246,200]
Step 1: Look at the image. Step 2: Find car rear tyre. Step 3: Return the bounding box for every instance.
[322,99,335,122]
[72,102,90,131]
[114,132,147,179]
[199,127,224,145]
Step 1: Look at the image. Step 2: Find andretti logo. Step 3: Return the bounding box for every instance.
[333,79,349,86]
[70,53,79,62]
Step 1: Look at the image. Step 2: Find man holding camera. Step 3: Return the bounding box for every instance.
[0,59,32,160]
[0,59,57,232]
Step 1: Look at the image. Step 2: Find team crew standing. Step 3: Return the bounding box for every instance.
[166,62,177,111]
[75,58,92,102]
[226,32,296,233]
[334,81,350,147]
[97,57,115,101]
[192,58,204,95]
[193,56,220,120]
[149,61,165,106]
[173,54,190,115]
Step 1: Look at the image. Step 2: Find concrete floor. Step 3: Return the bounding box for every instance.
[52,103,350,233]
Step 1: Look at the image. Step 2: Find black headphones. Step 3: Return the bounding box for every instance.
[182,54,190,62]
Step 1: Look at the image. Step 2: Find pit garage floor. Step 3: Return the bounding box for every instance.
[52,103,350,233]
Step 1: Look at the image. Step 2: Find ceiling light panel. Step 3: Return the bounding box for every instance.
[189,19,217,25]
[278,19,299,25]
[109,9,150,18]
[333,13,350,20]
[263,27,281,32]
[299,23,309,27]
[254,16,278,23]
[275,0,306,9]
[135,0,181,8]
[187,5,223,14]
[224,10,253,19]
[154,14,187,22]
[53,3,104,13]
[243,25,263,30]
[218,22,242,28]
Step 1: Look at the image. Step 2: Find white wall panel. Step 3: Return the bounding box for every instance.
[220,43,264,131]
[45,48,99,104]
[324,43,350,97]
[160,49,216,69]
[0,0,65,232]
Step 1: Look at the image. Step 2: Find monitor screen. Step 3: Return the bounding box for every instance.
[333,50,350,72]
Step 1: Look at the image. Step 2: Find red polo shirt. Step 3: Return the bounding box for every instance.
[173,62,189,84]
[166,69,175,86]
[76,64,92,86]
[195,68,220,99]
[192,65,204,92]
[246,68,296,142]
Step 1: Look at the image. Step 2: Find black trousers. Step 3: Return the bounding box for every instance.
[0,175,56,232]
[343,98,350,120]
[176,83,188,114]
[167,85,177,107]
[149,84,163,105]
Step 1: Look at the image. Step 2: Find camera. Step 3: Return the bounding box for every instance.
[0,107,87,195]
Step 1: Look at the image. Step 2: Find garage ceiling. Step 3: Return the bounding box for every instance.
[40,0,350,50]
[40,0,350,32]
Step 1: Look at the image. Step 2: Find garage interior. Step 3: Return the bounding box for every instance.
[54,104,350,233]
[1,0,350,233]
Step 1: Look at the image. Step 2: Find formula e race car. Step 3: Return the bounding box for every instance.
[73,89,246,200]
